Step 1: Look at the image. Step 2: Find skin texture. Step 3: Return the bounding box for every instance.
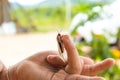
[0,35,115,80]
[0,61,7,80]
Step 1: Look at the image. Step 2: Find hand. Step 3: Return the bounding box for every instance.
[0,61,7,80]
[47,35,115,76]
[8,51,106,80]
[1,35,115,80]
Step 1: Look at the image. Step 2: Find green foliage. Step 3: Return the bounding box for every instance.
[117,27,120,39]
[9,1,105,32]
[70,21,85,37]
[99,64,120,80]
[10,6,67,32]
[90,32,113,60]
[70,1,120,79]
[70,4,102,37]
[73,31,120,80]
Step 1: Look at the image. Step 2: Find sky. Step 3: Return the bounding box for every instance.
[8,0,46,6]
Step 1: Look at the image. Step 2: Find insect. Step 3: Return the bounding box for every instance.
[56,33,65,60]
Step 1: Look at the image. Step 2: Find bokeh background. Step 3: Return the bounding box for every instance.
[0,0,120,80]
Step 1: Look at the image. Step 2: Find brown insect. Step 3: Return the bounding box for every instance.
[56,33,65,59]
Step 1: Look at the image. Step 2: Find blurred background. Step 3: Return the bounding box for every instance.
[0,0,120,79]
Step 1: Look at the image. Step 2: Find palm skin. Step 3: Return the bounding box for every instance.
[8,51,106,80]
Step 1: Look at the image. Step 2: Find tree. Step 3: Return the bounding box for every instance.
[0,0,10,25]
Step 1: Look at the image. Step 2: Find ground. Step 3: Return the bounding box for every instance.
[0,31,68,67]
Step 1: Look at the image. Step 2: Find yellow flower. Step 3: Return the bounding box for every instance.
[112,49,120,58]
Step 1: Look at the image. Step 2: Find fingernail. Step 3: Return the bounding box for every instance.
[47,55,52,60]
[47,55,57,60]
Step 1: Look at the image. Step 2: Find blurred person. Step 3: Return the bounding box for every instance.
[0,35,115,80]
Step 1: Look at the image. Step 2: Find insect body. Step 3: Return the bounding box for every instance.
[56,33,65,60]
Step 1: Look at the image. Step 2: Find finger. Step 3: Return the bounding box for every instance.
[80,56,94,65]
[82,58,115,76]
[0,64,3,72]
[62,35,83,74]
[47,55,94,67]
[66,74,105,80]
[0,61,4,72]
[47,55,66,68]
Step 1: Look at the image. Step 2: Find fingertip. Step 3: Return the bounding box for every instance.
[62,35,72,45]
[47,55,58,63]
[47,55,57,65]
[47,55,66,67]
[108,58,115,64]
[104,58,115,66]
[47,55,53,61]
